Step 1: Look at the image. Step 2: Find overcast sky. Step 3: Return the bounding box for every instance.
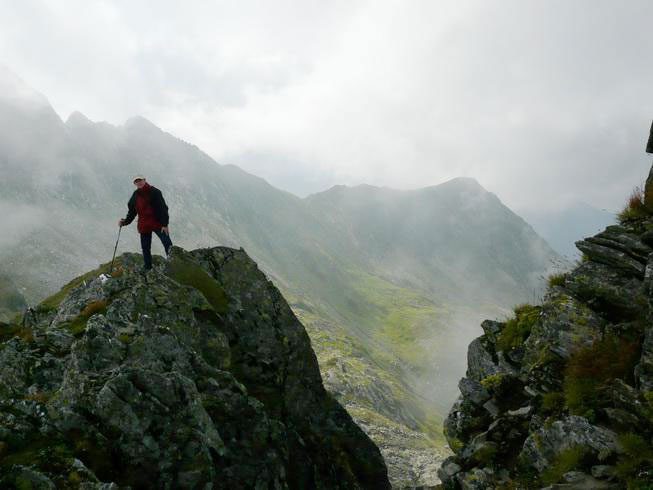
[1,0,652,213]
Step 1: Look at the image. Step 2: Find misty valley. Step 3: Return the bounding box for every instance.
[2,65,653,490]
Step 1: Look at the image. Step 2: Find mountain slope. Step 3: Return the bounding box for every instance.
[0,247,390,488]
[0,69,562,487]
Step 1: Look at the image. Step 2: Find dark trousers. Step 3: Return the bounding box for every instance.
[140,228,173,270]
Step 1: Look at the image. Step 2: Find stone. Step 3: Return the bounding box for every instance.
[636,325,653,391]
[482,399,500,418]
[520,416,621,473]
[565,261,646,320]
[439,457,462,478]
[480,319,504,344]
[507,405,533,417]
[459,377,490,406]
[467,337,500,382]
[602,407,643,431]
[575,240,646,278]
[591,465,616,479]
[455,468,497,490]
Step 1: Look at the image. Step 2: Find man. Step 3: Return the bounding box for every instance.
[119,175,172,271]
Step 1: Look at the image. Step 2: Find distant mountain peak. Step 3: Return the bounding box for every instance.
[0,64,50,106]
[124,115,161,132]
[435,176,485,192]
[65,110,93,127]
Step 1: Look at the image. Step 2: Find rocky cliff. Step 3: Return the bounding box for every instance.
[439,208,653,488]
[0,246,390,489]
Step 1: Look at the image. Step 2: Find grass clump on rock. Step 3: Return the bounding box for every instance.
[618,185,653,223]
[167,256,228,314]
[37,261,117,312]
[615,432,653,487]
[563,336,640,416]
[540,392,565,414]
[0,322,34,343]
[539,446,587,486]
[547,272,567,288]
[65,300,108,337]
[496,304,540,352]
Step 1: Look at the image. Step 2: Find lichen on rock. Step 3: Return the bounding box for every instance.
[439,210,653,489]
[0,246,390,489]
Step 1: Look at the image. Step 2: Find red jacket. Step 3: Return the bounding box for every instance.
[123,183,169,234]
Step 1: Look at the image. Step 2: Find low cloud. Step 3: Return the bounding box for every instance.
[0,1,652,212]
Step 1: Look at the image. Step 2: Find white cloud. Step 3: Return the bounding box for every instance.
[1,0,652,212]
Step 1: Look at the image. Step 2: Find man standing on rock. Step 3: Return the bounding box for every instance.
[119,175,172,271]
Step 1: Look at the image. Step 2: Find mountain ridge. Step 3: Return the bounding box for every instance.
[0,69,562,487]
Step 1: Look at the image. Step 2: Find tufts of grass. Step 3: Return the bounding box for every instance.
[0,323,34,343]
[540,392,565,414]
[563,336,640,415]
[615,433,653,488]
[24,391,52,403]
[167,257,228,313]
[65,300,108,337]
[496,304,540,352]
[37,260,117,312]
[540,446,587,485]
[618,185,652,223]
[547,272,567,288]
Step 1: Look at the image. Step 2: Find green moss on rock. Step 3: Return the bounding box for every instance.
[166,256,228,313]
[496,304,540,352]
[539,446,587,485]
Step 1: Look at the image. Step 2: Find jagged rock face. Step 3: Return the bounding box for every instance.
[0,247,390,489]
[439,218,653,489]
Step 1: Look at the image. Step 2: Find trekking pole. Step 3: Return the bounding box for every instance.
[109,226,122,274]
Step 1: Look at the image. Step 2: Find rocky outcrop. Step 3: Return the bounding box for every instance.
[0,247,390,489]
[439,216,653,488]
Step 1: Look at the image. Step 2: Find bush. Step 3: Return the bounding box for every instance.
[616,433,653,487]
[496,304,540,352]
[541,392,565,414]
[563,336,640,415]
[618,185,652,223]
[547,273,567,288]
[540,446,587,485]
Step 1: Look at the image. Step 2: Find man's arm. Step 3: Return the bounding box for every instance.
[151,188,169,227]
[120,193,137,226]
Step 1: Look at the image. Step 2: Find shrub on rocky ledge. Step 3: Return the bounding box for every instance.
[496,304,540,352]
[618,185,652,223]
[563,336,641,416]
